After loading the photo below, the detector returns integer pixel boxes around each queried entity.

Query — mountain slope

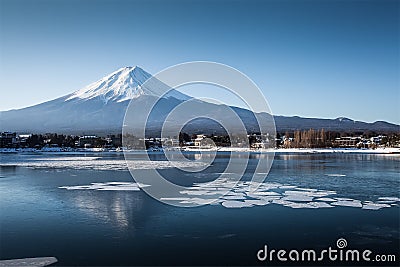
[0,66,398,134]
[0,66,190,133]
[273,116,399,132]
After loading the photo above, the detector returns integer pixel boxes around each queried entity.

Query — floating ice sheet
[362,202,391,210]
[310,202,334,208]
[282,195,314,202]
[244,199,270,206]
[331,200,362,208]
[247,191,281,196]
[378,197,400,202]
[2,159,208,171]
[279,185,298,189]
[59,182,149,191]
[58,178,399,211]
[315,197,336,202]
[222,200,254,208]
[180,198,216,205]
[222,195,247,200]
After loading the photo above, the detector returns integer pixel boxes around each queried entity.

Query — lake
[0,152,399,266]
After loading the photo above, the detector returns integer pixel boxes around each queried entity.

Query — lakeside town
[1,129,399,153]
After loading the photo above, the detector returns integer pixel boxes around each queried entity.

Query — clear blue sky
[1,0,399,124]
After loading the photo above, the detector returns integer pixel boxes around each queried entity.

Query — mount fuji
[65,66,190,104]
[0,66,192,134]
[0,66,398,134]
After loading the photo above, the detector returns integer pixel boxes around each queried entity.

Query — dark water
[0,152,399,266]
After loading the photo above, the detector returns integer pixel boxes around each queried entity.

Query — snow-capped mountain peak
[1,65,399,134]
[66,66,155,103]
[66,66,191,103]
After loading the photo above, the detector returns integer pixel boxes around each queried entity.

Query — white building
[194,134,206,146]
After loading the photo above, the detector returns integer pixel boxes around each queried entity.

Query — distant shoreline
[1,147,399,154]
[274,147,400,154]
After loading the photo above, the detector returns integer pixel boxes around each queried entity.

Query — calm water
[0,152,399,266]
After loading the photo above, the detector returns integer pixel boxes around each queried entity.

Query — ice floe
[378,197,400,202]
[331,200,362,208]
[58,178,399,211]
[222,194,247,200]
[244,199,271,206]
[160,197,192,201]
[310,202,334,208]
[362,202,391,210]
[281,195,314,202]
[315,197,336,202]
[278,185,298,189]
[247,191,281,196]
[2,159,207,171]
[59,182,149,191]
[180,198,216,205]
[222,200,254,208]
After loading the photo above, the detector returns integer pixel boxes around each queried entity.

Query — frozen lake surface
[0,152,399,265]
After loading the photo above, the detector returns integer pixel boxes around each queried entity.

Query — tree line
[277,129,400,148]
[2,130,399,149]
